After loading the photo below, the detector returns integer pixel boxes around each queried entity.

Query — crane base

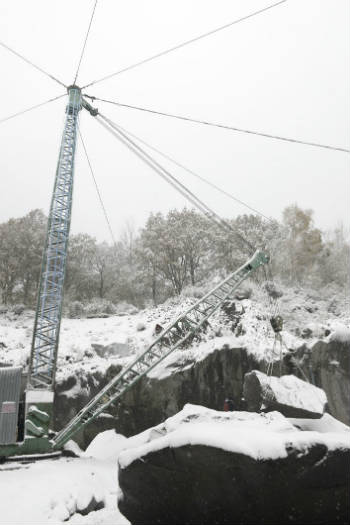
[0,436,54,460]
[2,451,62,465]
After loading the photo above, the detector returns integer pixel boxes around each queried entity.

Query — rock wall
[54,339,350,447]
[290,339,350,425]
[119,443,350,525]
[54,346,264,446]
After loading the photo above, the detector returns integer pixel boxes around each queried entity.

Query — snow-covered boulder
[91,341,131,358]
[84,429,128,461]
[243,370,327,418]
[234,286,252,300]
[118,404,350,525]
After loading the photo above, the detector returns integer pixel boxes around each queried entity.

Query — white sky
[0,0,349,241]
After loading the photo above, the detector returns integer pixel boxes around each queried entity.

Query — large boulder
[118,404,350,525]
[243,370,327,418]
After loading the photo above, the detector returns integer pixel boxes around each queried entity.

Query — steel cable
[0,40,66,87]
[95,112,255,253]
[0,94,66,124]
[77,122,118,249]
[100,120,273,222]
[85,96,350,154]
[74,0,99,84]
[82,0,287,89]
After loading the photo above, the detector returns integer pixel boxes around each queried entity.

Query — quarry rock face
[54,336,350,447]
[310,339,350,425]
[290,337,350,425]
[118,406,350,525]
[55,346,261,445]
[54,363,123,446]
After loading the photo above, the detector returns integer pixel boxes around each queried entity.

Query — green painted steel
[53,249,269,449]
[0,436,53,458]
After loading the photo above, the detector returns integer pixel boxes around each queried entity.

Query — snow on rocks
[328,324,350,344]
[243,370,327,418]
[84,430,128,462]
[117,403,349,469]
[118,404,350,525]
[91,342,131,358]
[288,412,350,433]
[0,282,348,384]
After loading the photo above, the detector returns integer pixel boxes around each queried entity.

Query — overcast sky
[0,0,349,241]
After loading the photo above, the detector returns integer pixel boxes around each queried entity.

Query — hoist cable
[81,0,288,89]
[96,115,286,319]
[103,120,273,222]
[0,40,66,88]
[98,113,255,252]
[74,0,99,84]
[101,118,243,245]
[77,122,118,249]
[95,112,255,253]
[0,94,66,124]
[263,264,281,317]
[85,96,350,154]
[92,111,284,370]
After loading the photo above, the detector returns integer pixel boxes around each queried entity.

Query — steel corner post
[24,87,82,441]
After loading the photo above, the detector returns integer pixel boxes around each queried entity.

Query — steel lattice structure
[27,86,82,390]
[53,249,269,448]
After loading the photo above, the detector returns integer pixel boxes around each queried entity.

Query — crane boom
[53,249,269,449]
[28,86,82,390]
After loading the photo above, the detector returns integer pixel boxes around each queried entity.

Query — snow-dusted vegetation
[1,206,349,311]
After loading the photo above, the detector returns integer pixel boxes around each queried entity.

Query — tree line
[0,206,348,308]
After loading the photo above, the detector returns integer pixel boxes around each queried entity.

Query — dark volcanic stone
[243,370,327,419]
[119,442,350,525]
[264,281,283,299]
[291,339,350,425]
[54,337,350,448]
[78,495,105,516]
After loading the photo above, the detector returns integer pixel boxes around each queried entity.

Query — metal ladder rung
[185,317,200,328]
[147,349,162,360]
[193,307,207,315]
[125,368,139,379]
[211,292,226,301]
[202,299,216,308]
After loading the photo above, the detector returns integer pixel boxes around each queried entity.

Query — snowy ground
[0,435,130,525]
[1,406,348,525]
[0,284,349,385]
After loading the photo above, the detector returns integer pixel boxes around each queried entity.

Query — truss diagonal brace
[28,86,82,390]
[52,250,269,449]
